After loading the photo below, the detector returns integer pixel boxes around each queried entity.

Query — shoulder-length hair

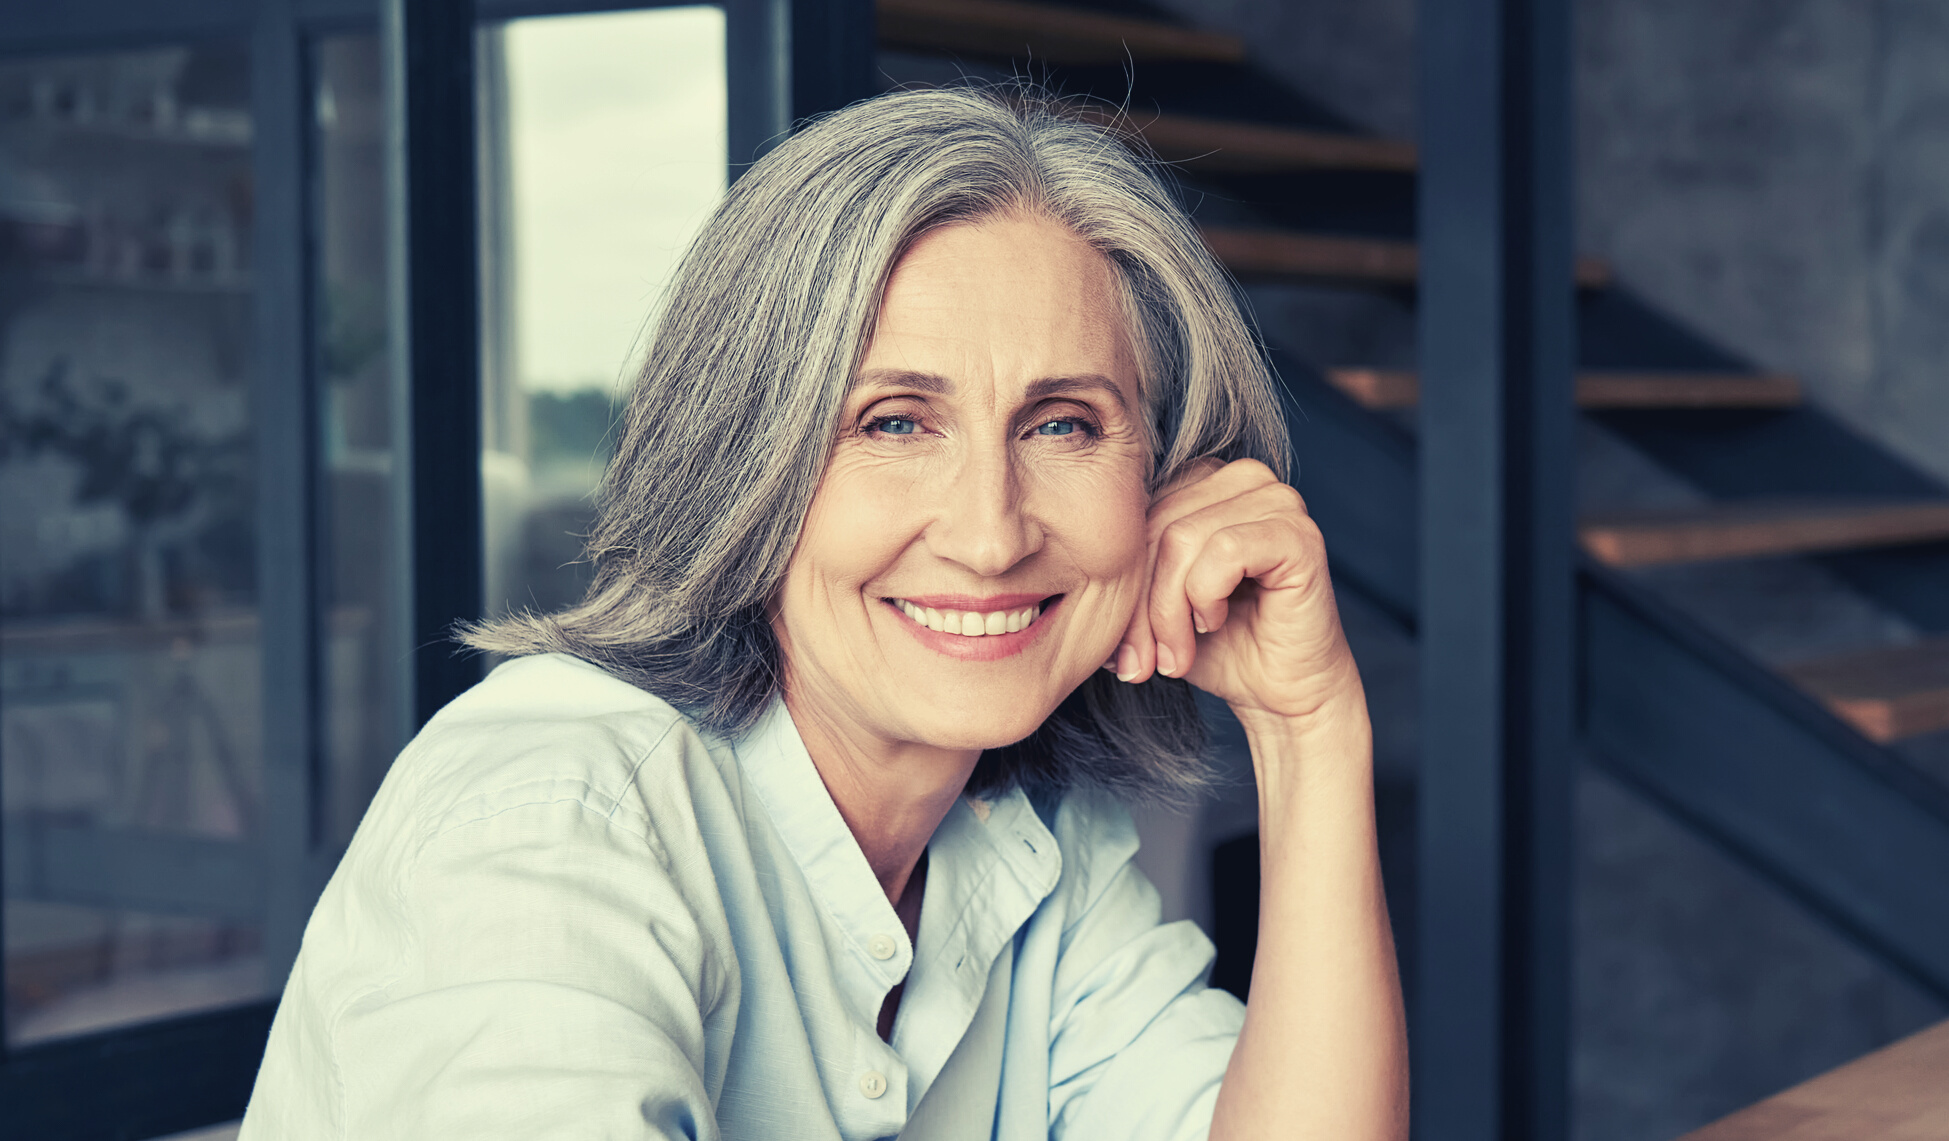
[466,84,1290,804]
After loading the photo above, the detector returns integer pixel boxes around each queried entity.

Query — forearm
[1207,684,1408,1141]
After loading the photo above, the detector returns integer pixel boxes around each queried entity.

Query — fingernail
[1193,614,1208,634]
[1101,657,1118,672]
[1115,644,1139,682]
[1156,643,1178,677]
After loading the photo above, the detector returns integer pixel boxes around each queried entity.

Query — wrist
[1230,666,1370,748]
[1233,675,1372,801]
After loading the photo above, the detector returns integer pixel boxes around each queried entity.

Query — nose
[924,444,1043,577]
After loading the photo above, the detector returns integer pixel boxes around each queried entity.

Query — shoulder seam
[601,716,686,821]
[412,782,670,870]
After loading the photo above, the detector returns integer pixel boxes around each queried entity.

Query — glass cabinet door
[0,40,270,1047]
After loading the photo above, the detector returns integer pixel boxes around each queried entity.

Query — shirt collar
[734,698,911,1022]
[894,786,1059,1086]
[732,697,1063,1063]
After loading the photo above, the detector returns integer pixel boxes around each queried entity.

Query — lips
[889,598,1046,637]
[879,593,1062,660]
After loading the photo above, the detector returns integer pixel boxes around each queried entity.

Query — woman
[242,85,1405,1140]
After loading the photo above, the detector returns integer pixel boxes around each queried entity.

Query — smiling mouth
[886,597,1056,638]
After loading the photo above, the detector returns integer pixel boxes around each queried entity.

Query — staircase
[868,0,1949,1006]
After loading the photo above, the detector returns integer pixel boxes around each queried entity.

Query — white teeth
[893,600,1044,637]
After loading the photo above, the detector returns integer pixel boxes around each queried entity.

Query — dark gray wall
[1579,0,1949,485]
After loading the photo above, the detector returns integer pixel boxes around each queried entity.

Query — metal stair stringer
[1581,561,1949,1002]
[1273,357,1949,1002]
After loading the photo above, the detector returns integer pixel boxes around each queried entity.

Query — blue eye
[874,417,919,436]
[1035,419,1077,436]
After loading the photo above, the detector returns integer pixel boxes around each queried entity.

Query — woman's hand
[1129,460,1407,1141]
[1112,458,1362,731]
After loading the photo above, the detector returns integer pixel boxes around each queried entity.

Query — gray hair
[465,84,1290,803]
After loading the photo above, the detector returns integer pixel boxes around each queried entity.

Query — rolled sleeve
[326,794,733,1140]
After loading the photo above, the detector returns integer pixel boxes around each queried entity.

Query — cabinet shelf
[27,266,253,295]
[6,113,252,150]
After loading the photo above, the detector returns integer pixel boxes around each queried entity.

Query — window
[478,7,727,620]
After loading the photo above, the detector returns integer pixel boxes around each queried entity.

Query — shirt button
[859,1070,888,1099]
[868,933,898,960]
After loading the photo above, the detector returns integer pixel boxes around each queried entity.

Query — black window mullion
[383,0,484,731]
[1413,0,1577,1137]
[725,0,789,175]
[255,0,329,987]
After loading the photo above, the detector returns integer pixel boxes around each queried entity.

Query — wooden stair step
[1326,368,1802,411]
[1579,498,1949,567]
[877,0,1245,64]
[1782,636,1949,743]
[1073,108,1417,172]
[1677,1018,1949,1140]
[1200,226,1614,288]
[1201,227,1416,284]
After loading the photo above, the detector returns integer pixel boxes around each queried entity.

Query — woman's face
[773,213,1151,756]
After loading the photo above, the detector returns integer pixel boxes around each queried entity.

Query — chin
[899,684,1069,752]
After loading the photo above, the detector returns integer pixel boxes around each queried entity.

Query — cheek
[1045,464,1151,594]
[1100,491,1152,573]
[780,465,913,608]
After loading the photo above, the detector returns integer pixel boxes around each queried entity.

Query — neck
[783,689,980,904]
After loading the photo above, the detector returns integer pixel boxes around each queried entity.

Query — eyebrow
[1025,375,1129,412]
[856,369,953,395]
[855,369,1130,412]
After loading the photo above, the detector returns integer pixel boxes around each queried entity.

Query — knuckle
[1296,527,1330,569]
[1229,458,1275,483]
[1287,514,1326,557]
[1255,479,1306,514]
[1157,521,1201,560]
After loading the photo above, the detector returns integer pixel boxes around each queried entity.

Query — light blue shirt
[241,653,1244,1140]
